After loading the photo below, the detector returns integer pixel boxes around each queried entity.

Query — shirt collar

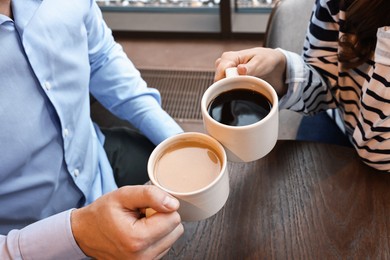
[12,0,42,34]
[0,14,12,24]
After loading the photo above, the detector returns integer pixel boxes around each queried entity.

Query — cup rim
[148,132,228,196]
[201,76,279,130]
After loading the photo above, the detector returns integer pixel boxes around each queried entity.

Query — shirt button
[44,81,52,91]
[63,128,69,137]
[73,169,80,177]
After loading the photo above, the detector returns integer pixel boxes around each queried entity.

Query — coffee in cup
[154,140,222,193]
[201,68,279,162]
[148,132,229,222]
[208,88,272,127]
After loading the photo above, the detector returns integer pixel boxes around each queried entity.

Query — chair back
[264,0,315,54]
[264,0,349,145]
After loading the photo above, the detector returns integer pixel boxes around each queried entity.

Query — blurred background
[96,0,277,36]
[91,0,303,140]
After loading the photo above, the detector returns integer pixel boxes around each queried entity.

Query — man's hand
[71,185,184,259]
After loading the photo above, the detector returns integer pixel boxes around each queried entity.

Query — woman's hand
[215,47,288,96]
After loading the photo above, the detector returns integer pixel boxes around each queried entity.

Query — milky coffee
[154,140,222,193]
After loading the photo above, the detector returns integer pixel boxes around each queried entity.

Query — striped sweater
[279,0,390,172]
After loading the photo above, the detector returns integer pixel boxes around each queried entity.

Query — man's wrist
[19,210,86,259]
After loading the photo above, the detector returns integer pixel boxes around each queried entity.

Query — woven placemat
[140,69,214,120]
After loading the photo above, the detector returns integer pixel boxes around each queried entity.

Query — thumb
[117,185,179,214]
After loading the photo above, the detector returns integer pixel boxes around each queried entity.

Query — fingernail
[163,196,179,209]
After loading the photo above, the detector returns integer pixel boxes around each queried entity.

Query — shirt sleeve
[85,1,183,145]
[353,27,390,171]
[278,0,390,172]
[278,0,340,115]
[0,210,87,260]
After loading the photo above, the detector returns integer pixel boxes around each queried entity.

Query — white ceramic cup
[147,132,229,222]
[201,68,279,162]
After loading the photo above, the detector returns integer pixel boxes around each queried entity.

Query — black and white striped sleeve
[279,0,340,114]
[353,27,390,171]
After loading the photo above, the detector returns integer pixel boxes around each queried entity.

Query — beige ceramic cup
[201,68,279,162]
[148,132,229,222]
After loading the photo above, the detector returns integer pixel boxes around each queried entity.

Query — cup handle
[145,208,157,217]
[225,67,239,78]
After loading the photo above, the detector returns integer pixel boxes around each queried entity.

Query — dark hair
[338,0,390,69]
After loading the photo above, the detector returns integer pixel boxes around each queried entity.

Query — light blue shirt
[0,0,183,258]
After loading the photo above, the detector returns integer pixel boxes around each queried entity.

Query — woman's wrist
[270,48,288,97]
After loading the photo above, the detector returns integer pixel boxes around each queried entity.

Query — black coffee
[208,89,272,126]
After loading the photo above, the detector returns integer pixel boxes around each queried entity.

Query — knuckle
[171,211,182,225]
[142,185,158,199]
[116,186,130,197]
[127,239,148,253]
[221,50,234,57]
[177,223,184,236]
[118,185,132,193]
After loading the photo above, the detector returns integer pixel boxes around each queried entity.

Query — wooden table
[163,140,390,259]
